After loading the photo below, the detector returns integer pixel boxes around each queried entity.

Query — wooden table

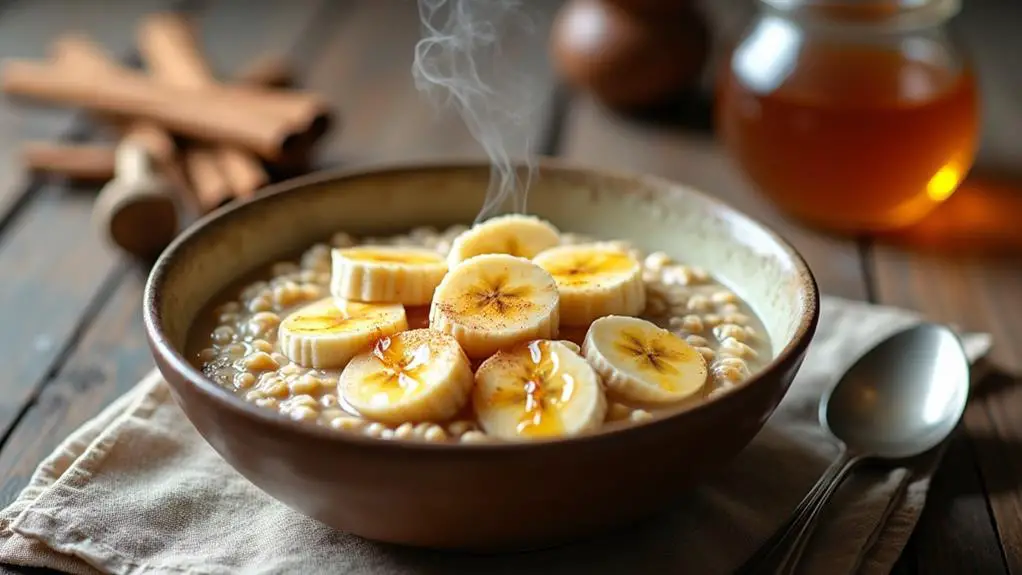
[0,1,1019,573]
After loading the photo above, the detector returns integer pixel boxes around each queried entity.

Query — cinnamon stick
[181,147,232,212]
[52,34,289,211]
[1,59,305,160]
[57,30,320,134]
[51,36,177,167]
[137,14,329,142]
[138,13,267,201]
[50,35,221,210]
[22,142,115,182]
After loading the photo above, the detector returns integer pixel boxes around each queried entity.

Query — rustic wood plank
[908,428,1009,574]
[302,0,560,165]
[871,244,1019,573]
[187,0,331,79]
[0,187,121,440]
[0,0,342,505]
[0,267,145,507]
[0,0,183,448]
[558,98,869,300]
[971,371,1022,574]
[871,243,1021,572]
[0,0,183,440]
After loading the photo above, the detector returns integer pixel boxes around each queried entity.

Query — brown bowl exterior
[144,160,818,551]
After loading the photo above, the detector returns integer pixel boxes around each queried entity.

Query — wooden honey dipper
[92,139,179,260]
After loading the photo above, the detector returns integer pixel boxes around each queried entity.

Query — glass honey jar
[716,0,980,233]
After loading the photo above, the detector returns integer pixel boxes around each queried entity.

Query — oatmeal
[189,218,770,443]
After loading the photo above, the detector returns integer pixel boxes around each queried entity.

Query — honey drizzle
[358,335,432,404]
[488,341,575,437]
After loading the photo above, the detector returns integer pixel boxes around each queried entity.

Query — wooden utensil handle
[93,141,179,260]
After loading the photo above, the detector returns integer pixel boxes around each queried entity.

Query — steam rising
[413,0,543,222]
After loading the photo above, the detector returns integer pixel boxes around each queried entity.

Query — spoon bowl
[743,322,971,574]
[822,323,970,460]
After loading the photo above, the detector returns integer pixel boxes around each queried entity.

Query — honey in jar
[717,0,980,233]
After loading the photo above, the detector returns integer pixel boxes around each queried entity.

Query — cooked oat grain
[190,225,771,442]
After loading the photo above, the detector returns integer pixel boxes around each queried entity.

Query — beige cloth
[0,296,992,575]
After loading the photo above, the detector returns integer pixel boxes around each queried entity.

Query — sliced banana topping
[473,340,606,440]
[447,214,561,267]
[583,315,708,405]
[278,297,407,369]
[533,243,646,326]
[429,254,560,359]
[339,329,474,425]
[331,246,447,305]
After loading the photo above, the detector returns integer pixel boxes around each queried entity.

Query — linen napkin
[0,296,992,575]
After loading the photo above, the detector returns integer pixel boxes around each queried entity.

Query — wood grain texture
[0,187,120,441]
[0,268,148,508]
[908,428,1009,574]
[0,0,183,441]
[0,0,181,459]
[186,0,332,78]
[558,98,869,300]
[302,0,560,165]
[871,244,1022,572]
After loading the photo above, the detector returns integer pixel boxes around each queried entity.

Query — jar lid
[760,0,961,28]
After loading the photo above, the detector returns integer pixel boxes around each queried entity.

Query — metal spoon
[740,323,970,574]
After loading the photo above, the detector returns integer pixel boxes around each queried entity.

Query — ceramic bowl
[143,160,819,551]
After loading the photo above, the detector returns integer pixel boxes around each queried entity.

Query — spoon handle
[737,449,862,574]
[737,457,842,572]
[774,451,863,574]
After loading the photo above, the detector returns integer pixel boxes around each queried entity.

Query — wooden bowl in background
[550,0,710,109]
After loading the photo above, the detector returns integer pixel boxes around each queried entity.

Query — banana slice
[339,329,473,426]
[447,214,560,267]
[429,254,560,358]
[278,297,408,369]
[473,340,607,440]
[533,243,646,326]
[583,315,708,405]
[331,246,447,305]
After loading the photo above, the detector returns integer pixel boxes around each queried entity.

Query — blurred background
[1,0,1019,260]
